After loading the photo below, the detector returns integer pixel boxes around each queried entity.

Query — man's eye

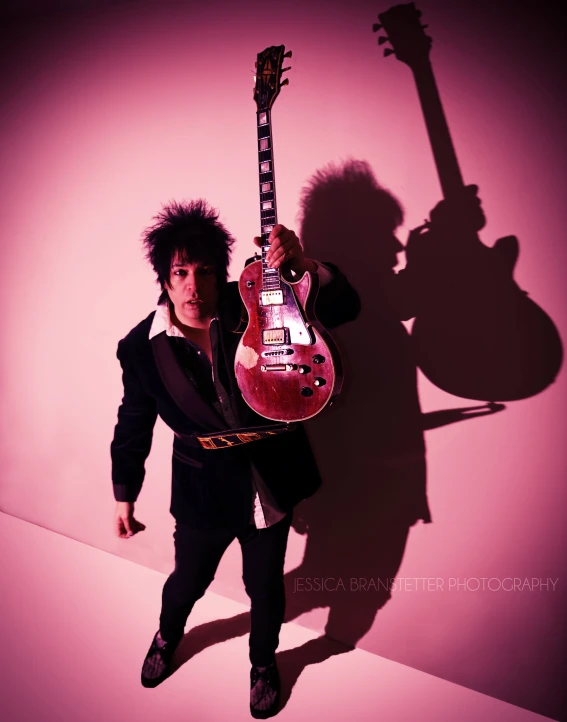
[174,270,186,276]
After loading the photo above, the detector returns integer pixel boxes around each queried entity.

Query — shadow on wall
[283,159,505,645]
[374,1,563,404]
[284,160,431,648]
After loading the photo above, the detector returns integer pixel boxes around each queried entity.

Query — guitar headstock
[372,3,432,69]
[253,45,292,112]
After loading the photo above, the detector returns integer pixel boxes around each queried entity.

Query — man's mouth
[186,299,202,305]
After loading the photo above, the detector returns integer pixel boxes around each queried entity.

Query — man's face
[166,251,219,329]
[384,229,404,271]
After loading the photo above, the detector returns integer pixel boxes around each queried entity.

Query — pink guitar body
[235,260,342,422]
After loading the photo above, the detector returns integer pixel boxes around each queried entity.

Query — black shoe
[141,630,180,688]
[250,662,281,719]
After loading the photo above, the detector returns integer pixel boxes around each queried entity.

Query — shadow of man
[282,160,430,649]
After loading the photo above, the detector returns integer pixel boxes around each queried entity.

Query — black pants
[159,513,292,667]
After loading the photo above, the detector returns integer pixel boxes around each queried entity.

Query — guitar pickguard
[256,281,314,346]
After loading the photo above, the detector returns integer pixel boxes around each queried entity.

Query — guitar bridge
[262,348,294,357]
[260,363,297,372]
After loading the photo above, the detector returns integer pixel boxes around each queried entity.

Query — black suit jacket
[110,262,360,531]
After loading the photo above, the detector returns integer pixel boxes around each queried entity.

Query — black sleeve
[312,261,361,329]
[110,339,158,502]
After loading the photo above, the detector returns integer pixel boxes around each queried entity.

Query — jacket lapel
[151,332,226,431]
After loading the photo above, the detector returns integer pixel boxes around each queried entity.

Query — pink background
[1,0,565,719]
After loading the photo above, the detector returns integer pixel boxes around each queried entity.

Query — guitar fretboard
[412,60,464,200]
[257,109,281,291]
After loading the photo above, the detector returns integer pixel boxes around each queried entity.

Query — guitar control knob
[312,354,325,364]
[300,387,314,397]
[246,280,255,287]
[314,377,326,387]
[298,365,311,374]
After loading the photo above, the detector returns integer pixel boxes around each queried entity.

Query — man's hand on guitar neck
[405,184,487,264]
[428,184,486,234]
[254,224,318,276]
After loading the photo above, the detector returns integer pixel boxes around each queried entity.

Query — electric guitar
[234,45,343,422]
[374,3,562,401]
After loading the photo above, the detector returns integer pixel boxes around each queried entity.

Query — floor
[0,512,554,722]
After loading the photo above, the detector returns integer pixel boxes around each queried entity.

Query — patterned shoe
[141,630,180,688]
[250,662,281,719]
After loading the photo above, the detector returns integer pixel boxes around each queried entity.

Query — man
[110,199,360,718]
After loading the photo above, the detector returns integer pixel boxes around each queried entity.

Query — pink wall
[1,1,565,719]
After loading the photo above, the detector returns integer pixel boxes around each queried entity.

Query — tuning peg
[372,23,382,32]
[282,66,291,72]
[378,35,389,45]
[284,50,292,58]
[254,61,257,68]
[280,78,289,87]
[421,24,428,29]
[384,48,395,57]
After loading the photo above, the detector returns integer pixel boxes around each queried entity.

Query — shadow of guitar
[376,2,563,401]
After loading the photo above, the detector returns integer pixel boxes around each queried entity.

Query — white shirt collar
[148,301,186,340]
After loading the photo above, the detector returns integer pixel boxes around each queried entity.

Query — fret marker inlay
[256,99,280,290]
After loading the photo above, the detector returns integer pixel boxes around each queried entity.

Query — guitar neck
[411,60,465,200]
[257,109,281,290]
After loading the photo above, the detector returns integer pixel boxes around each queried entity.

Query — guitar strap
[151,331,295,450]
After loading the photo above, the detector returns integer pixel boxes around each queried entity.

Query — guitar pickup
[262,328,288,345]
[262,348,294,357]
[260,290,284,306]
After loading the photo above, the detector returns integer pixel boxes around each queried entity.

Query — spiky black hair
[299,159,404,242]
[141,199,235,305]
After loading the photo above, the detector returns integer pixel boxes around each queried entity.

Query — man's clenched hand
[115,501,146,538]
[253,224,317,275]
